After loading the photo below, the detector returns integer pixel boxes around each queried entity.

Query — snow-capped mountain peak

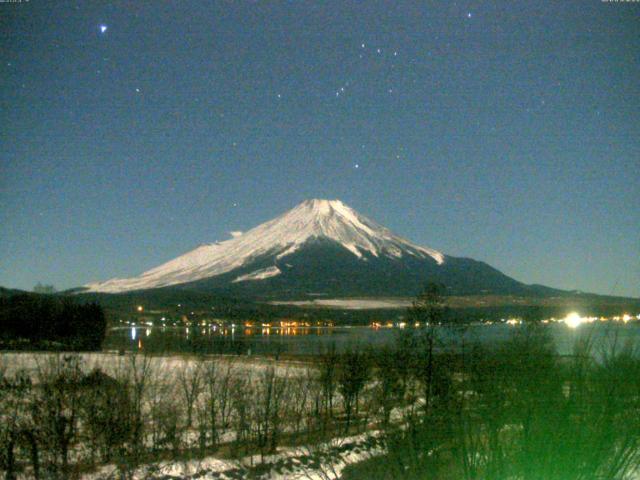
[84,199,445,293]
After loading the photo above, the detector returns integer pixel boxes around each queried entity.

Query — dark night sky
[1,1,638,297]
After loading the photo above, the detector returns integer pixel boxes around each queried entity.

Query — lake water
[104,321,640,357]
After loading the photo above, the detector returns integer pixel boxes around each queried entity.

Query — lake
[104,321,640,357]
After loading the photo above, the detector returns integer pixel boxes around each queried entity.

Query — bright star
[467,12,472,18]
[99,24,108,34]
[354,164,359,169]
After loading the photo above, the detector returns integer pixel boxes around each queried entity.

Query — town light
[564,312,583,329]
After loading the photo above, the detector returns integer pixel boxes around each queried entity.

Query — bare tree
[230,376,252,458]
[254,366,289,461]
[372,347,407,428]
[79,368,133,466]
[177,359,203,429]
[199,358,235,452]
[318,344,339,433]
[125,353,153,467]
[35,354,84,479]
[407,282,447,415]
[288,370,313,442]
[338,348,370,433]
[0,370,33,480]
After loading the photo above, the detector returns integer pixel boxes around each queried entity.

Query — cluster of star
[92,10,478,199]
[334,42,401,99]
[335,81,350,98]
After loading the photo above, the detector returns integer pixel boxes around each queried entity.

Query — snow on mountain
[232,266,282,283]
[84,199,445,293]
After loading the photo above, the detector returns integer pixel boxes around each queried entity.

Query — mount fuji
[83,199,552,299]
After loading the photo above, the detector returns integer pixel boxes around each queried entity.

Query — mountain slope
[164,238,535,298]
[84,199,551,298]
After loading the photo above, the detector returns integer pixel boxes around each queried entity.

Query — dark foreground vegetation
[0,293,106,350]
[0,327,640,480]
[345,328,640,479]
[1,326,639,479]
[0,286,638,479]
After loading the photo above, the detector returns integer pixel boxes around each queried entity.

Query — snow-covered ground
[0,351,310,382]
[85,431,385,480]
[269,298,413,310]
[1,351,393,480]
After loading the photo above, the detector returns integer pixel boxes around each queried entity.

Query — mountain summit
[85,199,538,298]
[85,199,444,293]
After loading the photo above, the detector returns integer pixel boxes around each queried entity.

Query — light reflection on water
[105,322,640,357]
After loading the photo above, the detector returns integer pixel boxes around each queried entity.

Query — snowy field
[85,431,385,480]
[1,351,387,480]
[0,351,310,382]
[268,298,413,309]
